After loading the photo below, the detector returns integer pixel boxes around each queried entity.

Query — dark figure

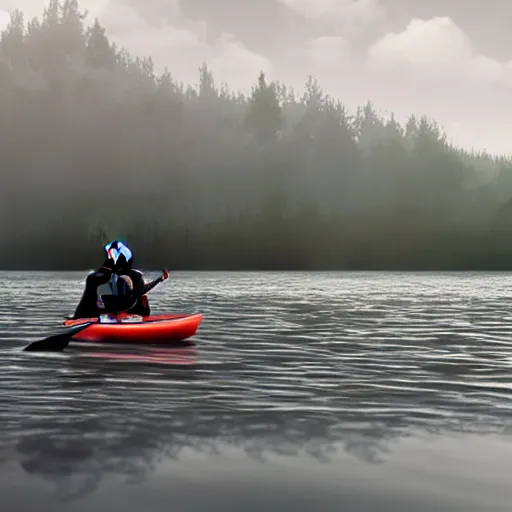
[72,240,154,320]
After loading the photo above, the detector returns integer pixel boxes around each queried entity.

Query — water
[1,271,512,511]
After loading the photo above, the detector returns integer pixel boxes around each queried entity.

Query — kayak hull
[63,313,202,344]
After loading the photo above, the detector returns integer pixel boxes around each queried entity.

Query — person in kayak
[71,240,167,319]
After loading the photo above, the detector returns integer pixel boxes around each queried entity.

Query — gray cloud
[0,0,511,154]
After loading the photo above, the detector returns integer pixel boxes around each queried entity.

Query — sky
[0,0,511,156]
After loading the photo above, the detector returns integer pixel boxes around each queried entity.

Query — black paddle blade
[23,322,93,352]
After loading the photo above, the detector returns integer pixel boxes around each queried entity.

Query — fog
[1,0,512,270]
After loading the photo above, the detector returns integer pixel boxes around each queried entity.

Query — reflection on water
[80,346,198,365]
[1,271,512,509]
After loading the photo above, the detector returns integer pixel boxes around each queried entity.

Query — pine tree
[85,18,116,71]
[245,71,283,146]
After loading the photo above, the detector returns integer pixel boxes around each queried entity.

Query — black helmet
[104,240,133,270]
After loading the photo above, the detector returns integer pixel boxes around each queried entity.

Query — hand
[161,269,169,280]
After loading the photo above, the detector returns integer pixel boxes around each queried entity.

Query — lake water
[1,271,512,511]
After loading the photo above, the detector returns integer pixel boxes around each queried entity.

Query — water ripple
[1,271,512,503]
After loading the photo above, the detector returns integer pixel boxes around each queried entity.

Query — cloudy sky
[0,0,511,155]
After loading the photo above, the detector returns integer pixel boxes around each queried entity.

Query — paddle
[143,269,169,294]
[24,269,169,353]
[24,322,94,352]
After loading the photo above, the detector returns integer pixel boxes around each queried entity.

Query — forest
[1,0,512,270]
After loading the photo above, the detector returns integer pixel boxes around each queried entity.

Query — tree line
[1,0,512,270]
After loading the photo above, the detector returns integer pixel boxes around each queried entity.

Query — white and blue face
[104,241,133,265]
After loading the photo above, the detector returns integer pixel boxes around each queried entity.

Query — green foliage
[245,71,283,146]
[1,1,512,270]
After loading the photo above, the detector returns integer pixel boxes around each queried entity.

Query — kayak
[63,313,203,344]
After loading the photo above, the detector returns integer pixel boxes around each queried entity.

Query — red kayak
[63,313,203,344]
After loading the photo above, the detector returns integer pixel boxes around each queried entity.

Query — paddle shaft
[143,270,168,295]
